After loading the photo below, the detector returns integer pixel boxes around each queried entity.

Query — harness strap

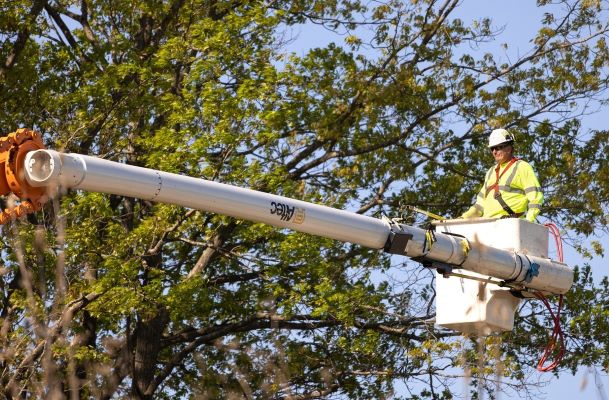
[494,191,524,218]
[486,157,523,218]
[485,157,519,197]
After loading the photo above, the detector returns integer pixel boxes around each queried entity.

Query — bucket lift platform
[433,218,549,335]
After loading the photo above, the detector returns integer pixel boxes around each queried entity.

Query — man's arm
[461,187,485,218]
[521,163,544,222]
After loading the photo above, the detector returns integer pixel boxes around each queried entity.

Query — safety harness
[485,157,523,218]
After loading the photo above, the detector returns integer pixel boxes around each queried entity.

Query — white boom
[23,149,573,295]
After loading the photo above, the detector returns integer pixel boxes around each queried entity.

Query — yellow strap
[460,238,470,258]
[406,205,445,221]
[424,230,436,253]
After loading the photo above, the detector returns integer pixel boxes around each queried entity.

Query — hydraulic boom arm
[0,129,574,295]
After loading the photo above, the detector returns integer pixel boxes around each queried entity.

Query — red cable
[535,291,565,372]
[535,223,565,372]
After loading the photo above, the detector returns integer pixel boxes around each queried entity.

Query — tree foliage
[1,0,609,398]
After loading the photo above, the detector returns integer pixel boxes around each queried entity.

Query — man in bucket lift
[461,129,543,222]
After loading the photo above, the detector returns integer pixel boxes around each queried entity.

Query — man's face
[491,143,513,164]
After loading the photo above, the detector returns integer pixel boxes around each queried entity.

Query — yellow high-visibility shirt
[462,158,543,222]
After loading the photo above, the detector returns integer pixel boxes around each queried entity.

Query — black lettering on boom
[270,201,296,221]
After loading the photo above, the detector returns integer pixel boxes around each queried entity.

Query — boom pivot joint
[0,129,47,224]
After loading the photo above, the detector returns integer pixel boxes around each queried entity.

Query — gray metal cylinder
[24,150,392,249]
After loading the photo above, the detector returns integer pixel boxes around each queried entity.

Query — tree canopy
[1,0,609,398]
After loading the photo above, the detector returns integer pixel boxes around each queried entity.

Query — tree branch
[0,0,46,81]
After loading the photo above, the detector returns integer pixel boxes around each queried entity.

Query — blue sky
[286,1,609,398]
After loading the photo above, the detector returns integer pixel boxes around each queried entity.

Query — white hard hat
[488,129,515,148]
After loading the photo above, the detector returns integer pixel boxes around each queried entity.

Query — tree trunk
[132,306,169,399]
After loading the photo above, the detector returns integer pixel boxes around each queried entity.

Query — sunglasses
[490,143,510,152]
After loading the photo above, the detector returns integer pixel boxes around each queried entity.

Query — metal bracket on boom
[0,128,47,224]
[383,227,413,255]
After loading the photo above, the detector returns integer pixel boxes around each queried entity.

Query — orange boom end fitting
[0,128,47,224]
